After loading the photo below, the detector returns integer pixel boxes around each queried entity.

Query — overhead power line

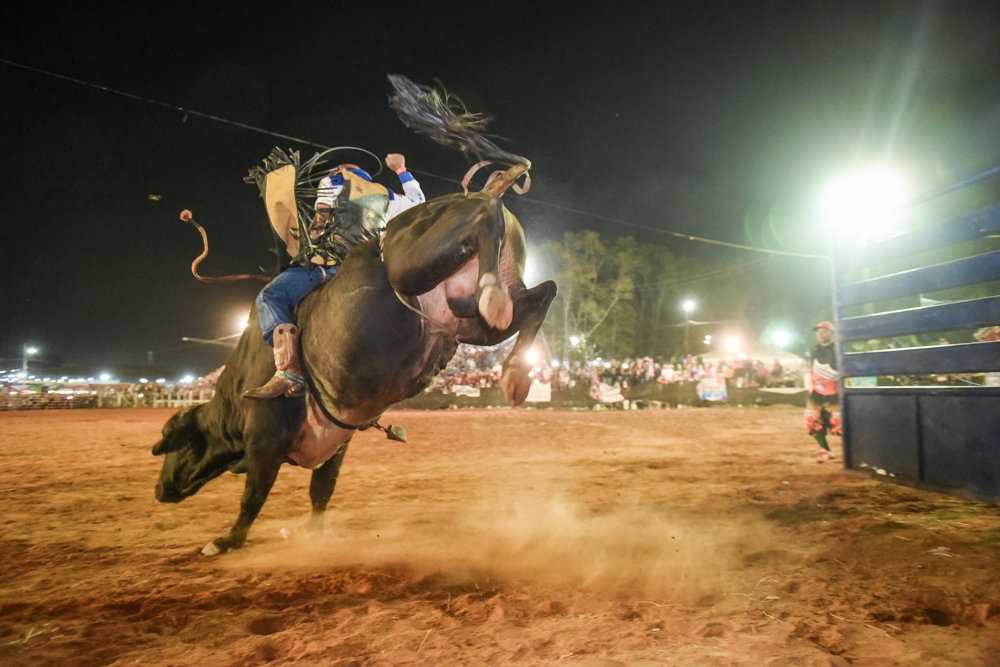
[510,199,826,257]
[1,57,826,259]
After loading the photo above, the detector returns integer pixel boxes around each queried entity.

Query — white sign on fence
[525,381,552,403]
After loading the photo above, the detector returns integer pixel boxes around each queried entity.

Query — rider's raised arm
[385,153,425,220]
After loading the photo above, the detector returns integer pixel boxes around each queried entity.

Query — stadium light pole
[22,345,38,374]
[682,300,697,355]
[820,166,906,470]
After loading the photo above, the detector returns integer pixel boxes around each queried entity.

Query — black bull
[152,179,556,555]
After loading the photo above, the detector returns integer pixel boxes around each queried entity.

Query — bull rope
[180,210,272,283]
[461,160,531,197]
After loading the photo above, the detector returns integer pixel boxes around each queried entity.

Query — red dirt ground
[1,407,999,667]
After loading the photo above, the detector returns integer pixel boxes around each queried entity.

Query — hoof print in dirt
[248,615,287,636]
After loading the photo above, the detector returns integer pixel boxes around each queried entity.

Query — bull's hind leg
[302,441,350,534]
[383,193,512,330]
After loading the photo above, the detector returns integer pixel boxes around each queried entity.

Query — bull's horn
[483,161,531,198]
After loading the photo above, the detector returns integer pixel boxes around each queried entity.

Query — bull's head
[152,406,241,503]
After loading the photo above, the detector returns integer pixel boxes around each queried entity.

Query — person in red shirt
[805,321,841,463]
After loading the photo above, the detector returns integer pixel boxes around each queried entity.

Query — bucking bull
[152,77,557,555]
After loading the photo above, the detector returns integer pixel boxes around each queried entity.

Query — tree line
[533,231,764,360]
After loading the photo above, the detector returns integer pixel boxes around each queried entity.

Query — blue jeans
[256,265,337,346]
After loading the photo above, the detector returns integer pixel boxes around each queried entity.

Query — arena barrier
[832,165,1000,503]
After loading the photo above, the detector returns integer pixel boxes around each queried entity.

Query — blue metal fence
[831,167,1000,503]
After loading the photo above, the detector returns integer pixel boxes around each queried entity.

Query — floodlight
[99,373,111,381]
[821,167,907,230]
[181,375,194,384]
[139,378,148,383]
[526,349,539,364]
[682,300,696,313]
[725,337,741,353]
[25,347,38,355]
[238,314,250,330]
[551,360,560,367]
[569,336,580,347]
[772,331,790,348]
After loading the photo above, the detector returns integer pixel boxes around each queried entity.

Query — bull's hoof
[201,537,241,556]
[501,365,531,406]
[201,541,223,556]
[478,284,513,331]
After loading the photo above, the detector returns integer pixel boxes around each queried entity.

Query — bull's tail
[388,75,530,168]
[180,210,271,283]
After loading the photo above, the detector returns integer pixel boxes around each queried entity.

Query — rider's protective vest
[303,171,390,267]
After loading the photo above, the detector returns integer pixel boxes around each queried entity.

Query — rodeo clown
[244,151,425,400]
[805,320,841,463]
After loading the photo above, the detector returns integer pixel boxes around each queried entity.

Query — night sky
[3,1,1000,376]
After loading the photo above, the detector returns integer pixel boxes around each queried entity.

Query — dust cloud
[232,491,779,603]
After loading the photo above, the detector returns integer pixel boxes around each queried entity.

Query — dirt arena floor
[1,407,999,667]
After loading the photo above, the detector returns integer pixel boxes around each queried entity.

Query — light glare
[821,167,907,230]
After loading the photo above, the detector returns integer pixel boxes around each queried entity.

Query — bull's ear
[154,406,201,455]
[152,423,196,456]
[152,434,185,456]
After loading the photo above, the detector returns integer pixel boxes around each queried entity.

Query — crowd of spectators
[581,354,799,390]
[430,344,511,394]
[428,343,804,395]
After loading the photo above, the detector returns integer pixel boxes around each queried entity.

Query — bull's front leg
[302,441,350,534]
[458,279,558,406]
[499,280,558,405]
[201,435,285,555]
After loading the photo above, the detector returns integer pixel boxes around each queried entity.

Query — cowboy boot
[243,323,307,400]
